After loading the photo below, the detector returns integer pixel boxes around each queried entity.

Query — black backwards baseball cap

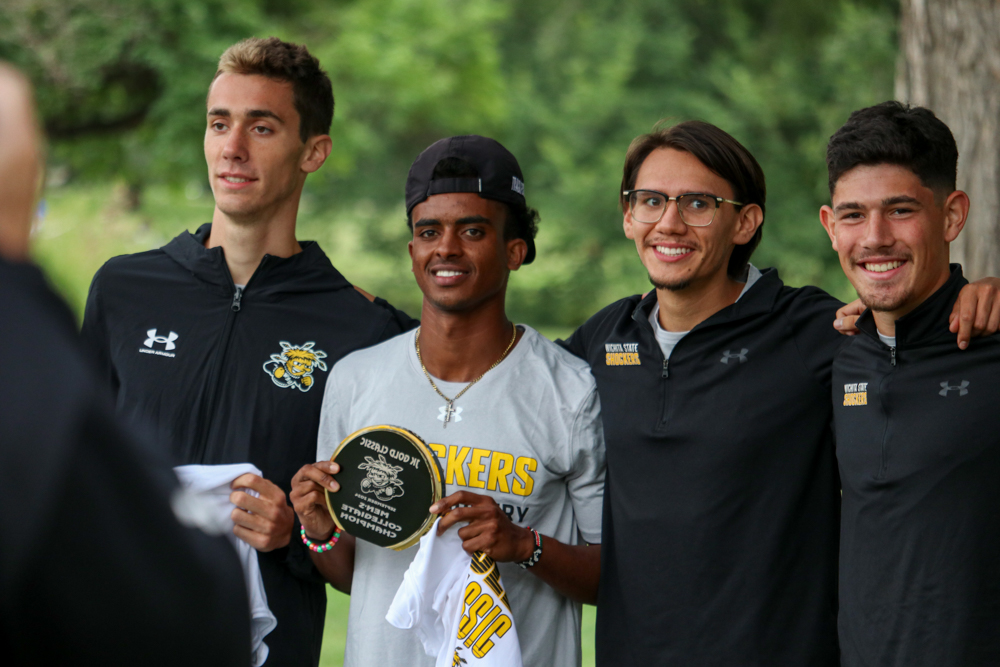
[405,135,535,264]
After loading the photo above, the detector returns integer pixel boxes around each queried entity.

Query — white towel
[387,518,523,667]
[173,463,278,667]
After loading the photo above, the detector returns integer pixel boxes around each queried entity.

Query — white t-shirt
[387,518,524,667]
[172,463,277,667]
[878,331,897,348]
[647,264,763,360]
[317,325,605,667]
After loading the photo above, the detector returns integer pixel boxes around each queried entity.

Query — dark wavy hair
[620,120,766,279]
[826,101,957,198]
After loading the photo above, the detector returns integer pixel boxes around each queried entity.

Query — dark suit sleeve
[80,266,120,396]
[2,391,252,666]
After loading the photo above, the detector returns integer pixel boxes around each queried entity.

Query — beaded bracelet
[300,525,341,553]
[517,528,543,569]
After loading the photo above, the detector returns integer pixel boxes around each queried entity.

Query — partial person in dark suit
[0,63,252,667]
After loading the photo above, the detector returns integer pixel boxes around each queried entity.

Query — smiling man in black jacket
[821,102,1000,666]
[81,38,415,666]
[562,120,1000,666]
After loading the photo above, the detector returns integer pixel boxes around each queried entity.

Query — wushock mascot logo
[263,341,328,392]
[359,454,405,501]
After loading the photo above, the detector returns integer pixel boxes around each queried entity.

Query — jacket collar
[855,263,967,348]
[631,266,784,329]
[162,223,351,298]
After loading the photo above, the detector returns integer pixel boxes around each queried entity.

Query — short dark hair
[407,157,540,262]
[620,120,766,279]
[826,101,957,197]
[215,37,334,142]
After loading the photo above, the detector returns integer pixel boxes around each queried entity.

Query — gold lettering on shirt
[467,448,490,489]
[605,352,641,366]
[446,446,471,486]
[843,382,869,407]
[512,457,537,497]
[487,451,514,493]
[431,445,537,498]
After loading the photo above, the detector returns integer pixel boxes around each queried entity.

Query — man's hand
[229,474,295,552]
[289,461,340,541]
[833,299,865,336]
[949,278,1000,349]
[432,490,535,562]
[834,279,1000,349]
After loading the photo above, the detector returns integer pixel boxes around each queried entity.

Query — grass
[320,587,597,667]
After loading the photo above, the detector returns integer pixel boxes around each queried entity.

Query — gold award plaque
[325,425,444,551]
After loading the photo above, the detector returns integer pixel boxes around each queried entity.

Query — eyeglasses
[623,189,744,227]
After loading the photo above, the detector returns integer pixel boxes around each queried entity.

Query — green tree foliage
[0,0,260,193]
[4,0,898,326]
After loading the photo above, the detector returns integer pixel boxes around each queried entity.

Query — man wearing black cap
[290,135,605,667]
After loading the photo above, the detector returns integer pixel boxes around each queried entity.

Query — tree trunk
[896,0,1000,280]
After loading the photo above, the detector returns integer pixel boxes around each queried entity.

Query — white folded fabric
[173,463,278,667]
[387,518,523,667]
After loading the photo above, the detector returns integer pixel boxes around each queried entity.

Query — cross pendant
[442,401,456,428]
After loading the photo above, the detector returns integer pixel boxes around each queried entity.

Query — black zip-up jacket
[81,223,418,667]
[834,265,1000,667]
[563,268,843,666]
[1,257,251,665]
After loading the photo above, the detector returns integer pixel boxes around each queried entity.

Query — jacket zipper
[194,256,269,463]
[876,344,896,479]
[657,356,670,428]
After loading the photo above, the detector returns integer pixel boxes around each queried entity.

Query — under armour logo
[720,348,748,364]
[144,328,178,351]
[438,404,463,425]
[939,380,969,397]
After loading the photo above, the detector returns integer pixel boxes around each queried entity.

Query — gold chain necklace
[415,324,518,428]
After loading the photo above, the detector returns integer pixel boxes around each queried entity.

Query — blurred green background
[3,1,899,663]
[4,0,899,325]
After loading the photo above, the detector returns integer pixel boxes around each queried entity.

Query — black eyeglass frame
[622,189,745,227]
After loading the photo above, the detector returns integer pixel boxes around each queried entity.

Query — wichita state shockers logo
[359,453,406,501]
[263,341,328,392]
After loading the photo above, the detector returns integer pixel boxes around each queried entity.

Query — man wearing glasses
[560,120,1000,665]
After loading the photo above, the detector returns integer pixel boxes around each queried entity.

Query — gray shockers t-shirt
[317,325,605,667]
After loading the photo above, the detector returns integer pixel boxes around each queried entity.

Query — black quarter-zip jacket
[834,265,1000,667]
[81,223,417,667]
[563,268,844,666]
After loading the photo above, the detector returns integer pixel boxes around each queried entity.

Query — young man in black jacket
[0,63,251,666]
[821,102,1000,666]
[80,39,415,666]
[561,120,1000,666]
